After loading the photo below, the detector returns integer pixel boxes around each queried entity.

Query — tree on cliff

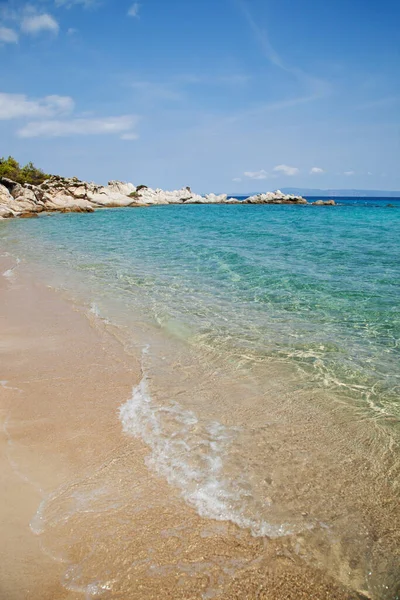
[0,156,50,186]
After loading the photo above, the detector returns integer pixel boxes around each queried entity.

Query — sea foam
[119,348,296,538]
[2,257,20,279]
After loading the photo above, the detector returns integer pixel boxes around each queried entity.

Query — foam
[2,257,20,279]
[88,302,110,324]
[89,302,101,317]
[119,348,300,539]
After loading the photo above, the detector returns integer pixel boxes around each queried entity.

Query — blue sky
[1,0,399,192]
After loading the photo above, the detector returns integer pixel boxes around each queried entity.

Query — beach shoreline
[0,251,381,600]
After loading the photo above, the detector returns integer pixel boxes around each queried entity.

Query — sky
[1,0,399,193]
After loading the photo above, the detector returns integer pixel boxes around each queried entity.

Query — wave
[119,347,305,539]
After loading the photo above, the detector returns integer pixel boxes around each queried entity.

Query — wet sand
[0,254,393,599]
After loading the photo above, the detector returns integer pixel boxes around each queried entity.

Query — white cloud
[344,170,355,176]
[244,169,269,180]
[0,26,18,43]
[0,93,74,120]
[17,115,139,138]
[128,3,140,17]
[310,167,325,174]
[67,27,78,35]
[273,164,299,176]
[232,177,242,182]
[21,13,59,35]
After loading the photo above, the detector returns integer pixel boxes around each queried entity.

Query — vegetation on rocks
[0,156,50,186]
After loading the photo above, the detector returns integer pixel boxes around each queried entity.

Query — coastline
[0,252,376,600]
[0,174,337,220]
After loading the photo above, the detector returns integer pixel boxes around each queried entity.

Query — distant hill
[282,188,400,198]
[228,188,400,198]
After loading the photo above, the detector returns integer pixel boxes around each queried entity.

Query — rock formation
[311,199,336,206]
[0,175,318,219]
[244,190,308,205]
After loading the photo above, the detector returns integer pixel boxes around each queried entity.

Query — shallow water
[1,201,400,598]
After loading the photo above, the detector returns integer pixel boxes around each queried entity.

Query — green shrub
[0,156,50,186]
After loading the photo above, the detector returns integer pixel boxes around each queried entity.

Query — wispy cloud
[17,115,139,138]
[243,164,300,179]
[310,167,325,174]
[121,132,139,140]
[128,3,140,17]
[21,13,59,35]
[273,164,299,176]
[125,72,249,105]
[344,170,355,176]
[234,0,286,71]
[0,25,18,43]
[0,93,74,120]
[233,0,330,108]
[244,169,269,180]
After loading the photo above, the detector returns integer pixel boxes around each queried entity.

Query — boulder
[203,193,228,204]
[134,187,199,205]
[0,205,16,218]
[70,185,88,199]
[14,187,39,204]
[0,183,13,205]
[107,180,137,196]
[44,193,95,212]
[0,178,24,198]
[89,190,137,207]
[312,199,336,206]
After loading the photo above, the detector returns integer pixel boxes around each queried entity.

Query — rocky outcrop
[0,176,315,219]
[312,199,336,206]
[244,190,308,205]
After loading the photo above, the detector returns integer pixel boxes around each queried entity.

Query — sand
[0,255,383,599]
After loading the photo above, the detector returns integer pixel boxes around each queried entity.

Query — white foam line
[88,302,110,324]
[2,257,20,279]
[119,347,304,539]
[0,380,23,392]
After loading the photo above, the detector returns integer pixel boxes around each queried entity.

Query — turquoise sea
[3,198,399,418]
[1,198,400,598]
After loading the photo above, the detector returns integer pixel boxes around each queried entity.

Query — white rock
[0,183,13,205]
[107,180,137,196]
[245,190,307,204]
[70,186,88,199]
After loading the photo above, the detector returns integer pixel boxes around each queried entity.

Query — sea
[1,196,399,598]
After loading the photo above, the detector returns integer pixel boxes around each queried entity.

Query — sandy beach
[0,252,378,600]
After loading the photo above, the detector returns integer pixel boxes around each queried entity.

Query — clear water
[1,200,400,597]
[2,201,399,418]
